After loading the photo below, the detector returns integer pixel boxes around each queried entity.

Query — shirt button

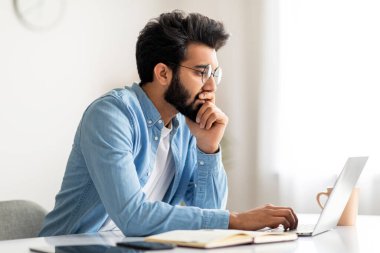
[199,161,205,165]
[147,171,151,176]
[158,120,163,124]
[154,136,159,141]
[194,184,197,188]
[147,120,152,124]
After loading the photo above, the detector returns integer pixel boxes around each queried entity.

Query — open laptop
[295,156,368,236]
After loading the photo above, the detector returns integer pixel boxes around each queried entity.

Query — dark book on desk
[30,245,134,253]
[145,229,298,249]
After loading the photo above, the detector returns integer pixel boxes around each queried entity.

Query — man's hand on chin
[185,92,228,154]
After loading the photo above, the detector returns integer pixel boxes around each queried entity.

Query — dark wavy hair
[136,10,229,85]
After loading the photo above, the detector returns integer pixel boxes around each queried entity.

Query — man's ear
[153,63,172,86]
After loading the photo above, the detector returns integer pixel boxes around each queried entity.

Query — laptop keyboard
[260,224,316,234]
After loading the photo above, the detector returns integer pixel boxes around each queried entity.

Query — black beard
[164,73,202,122]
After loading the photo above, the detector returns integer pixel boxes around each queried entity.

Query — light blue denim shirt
[39,83,229,237]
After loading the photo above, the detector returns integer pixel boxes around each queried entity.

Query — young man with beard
[39,10,297,237]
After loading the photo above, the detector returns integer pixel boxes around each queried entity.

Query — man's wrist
[197,144,219,154]
[228,211,239,229]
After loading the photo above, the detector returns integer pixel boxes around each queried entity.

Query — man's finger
[289,207,298,228]
[196,102,213,124]
[199,107,216,128]
[199,92,215,103]
[272,209,297,230]
[205,113,218,129]
[270,217,291,230]
[266,206,298,227]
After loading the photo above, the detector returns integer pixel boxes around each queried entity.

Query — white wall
[0,0,157,209]
[0,0,264,212]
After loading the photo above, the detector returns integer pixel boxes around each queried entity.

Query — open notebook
[145,229,297,248]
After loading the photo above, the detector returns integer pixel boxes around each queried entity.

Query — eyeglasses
[175,64,223,85]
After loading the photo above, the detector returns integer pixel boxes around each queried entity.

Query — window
[277,0,380,214]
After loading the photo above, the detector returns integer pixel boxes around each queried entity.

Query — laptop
[295,156,368,236]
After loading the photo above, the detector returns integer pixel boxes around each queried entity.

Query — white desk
[1,214,379,253]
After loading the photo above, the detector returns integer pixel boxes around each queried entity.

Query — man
[39,10,297,237]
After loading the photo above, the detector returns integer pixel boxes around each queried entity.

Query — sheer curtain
[274,0,380,214]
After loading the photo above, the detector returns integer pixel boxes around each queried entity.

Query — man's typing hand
[228,204,298,231]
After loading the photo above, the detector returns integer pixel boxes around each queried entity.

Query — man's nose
[202,75,217,92]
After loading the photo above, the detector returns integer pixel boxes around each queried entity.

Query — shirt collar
[131,82,180,130]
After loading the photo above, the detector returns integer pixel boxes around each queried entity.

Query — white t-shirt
[99,125,174,232]
[142,125,175,201]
